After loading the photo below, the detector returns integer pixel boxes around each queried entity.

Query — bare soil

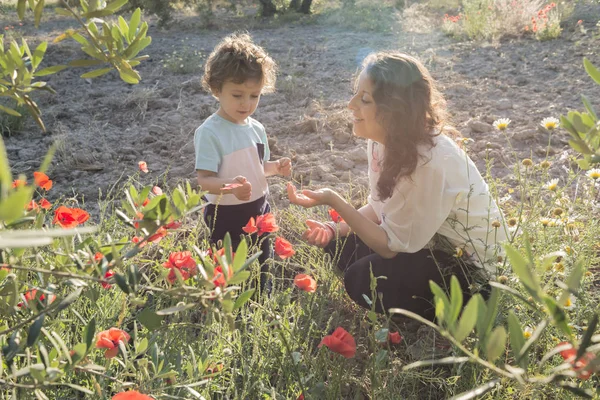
[3,4,600,217]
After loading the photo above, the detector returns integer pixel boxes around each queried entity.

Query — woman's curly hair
[361,52,451,201]
[202,33,277,94]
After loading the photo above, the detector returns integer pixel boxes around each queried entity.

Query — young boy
[194,33,291,287]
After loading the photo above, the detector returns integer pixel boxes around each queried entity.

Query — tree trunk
[258,0,277,16]
[299,0,312,14]
[289,0,301,11]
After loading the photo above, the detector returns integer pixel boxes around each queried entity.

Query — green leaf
[542,296,571,338]
[403,356,470,371]
[429,280,451,325]
[56,288,82,312]
[27,314,45,348]
[118,65,140,84]
[448,379,501,400]
[232,238,248,272]
[453,294,479,343]
[584,57,600,85]
[507,311,527,369]
[68,59,105,67]
[137,308,163,331]
[84,317,96,351]
[448,275,463,326]
[233,289,255,310]
[31,41,47,70]
[156,303,195,316]
[558,382,593,399]
[64,384,93,395]
[568,139,593,155]
[17,0,27,20]
[106,0,128,12]
[581,95,598,120]
[129,8,141,42]
[81,68,113,79]
[34,65,68,77]
[0,104,22,117]
[560,259,584,306]
[223,233,233,265]
[34,0,45,28]
[113,273,130,294]
[226,271,250,286]
[504,244,539,298]
[577,313,598,361]
[485,326,506,363]
[0,186,34,223]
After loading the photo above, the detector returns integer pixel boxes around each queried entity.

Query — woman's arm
[287,183,396,258]
[329,193,397,258]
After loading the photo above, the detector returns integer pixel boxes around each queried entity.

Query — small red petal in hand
[221,183,242,190]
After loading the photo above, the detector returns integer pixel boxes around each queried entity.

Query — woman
[287,52,507,320]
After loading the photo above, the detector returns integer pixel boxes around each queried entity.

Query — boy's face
[214,79,263,125]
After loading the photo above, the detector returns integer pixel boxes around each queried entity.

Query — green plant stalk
[276,326,307,399]
[392,308,513,379]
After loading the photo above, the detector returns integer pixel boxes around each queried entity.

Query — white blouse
[367,134,507,273]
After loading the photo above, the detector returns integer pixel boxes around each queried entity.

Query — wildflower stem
[391,308,514,379]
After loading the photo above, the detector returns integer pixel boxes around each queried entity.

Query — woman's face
[348,69,386,144]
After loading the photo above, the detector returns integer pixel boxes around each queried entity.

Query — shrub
[441,0,570,41]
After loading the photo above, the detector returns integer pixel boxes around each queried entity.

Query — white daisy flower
[523,326,533,339]
[541,117,560,130]
[562,294,577,310]
[493,118,511,131]
[586,168,600,181]
[545,178,559,191]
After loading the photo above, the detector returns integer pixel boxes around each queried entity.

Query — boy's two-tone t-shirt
[194,114,270,206]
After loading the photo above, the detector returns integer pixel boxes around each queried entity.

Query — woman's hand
[302,219,335,248]
[287,182,336,208]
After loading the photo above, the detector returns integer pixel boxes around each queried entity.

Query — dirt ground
[3,3,600,217]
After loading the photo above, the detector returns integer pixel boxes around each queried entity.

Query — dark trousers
[203,196,272,289]
[325,234,477,321]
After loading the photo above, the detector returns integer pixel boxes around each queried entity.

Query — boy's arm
[264,158,292,177]
[196,170,252,201]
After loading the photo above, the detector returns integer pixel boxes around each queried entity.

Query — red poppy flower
[132,236,147,248]
[256,213,279,235]
[112,390,153,400]
[133,212,144,229]
[138,161,148,173]
[33,172,52,191]
[212,265,233,288]
[12,179,26,188]
[152,186,163,195]
[297,394,304,400]
[25,200,39,211]
[147,227,167,243]
[53,206,90,228]
[142,198,149,207]
[39,198,52,210]
[558,341,597,380]
[163,251,198,284]
[318,327,356,358]
[101,270,114,289]
[165,220,181,230]
[275,237,295,259]
[242,217,258,234]
[293,274,316,293]
[388,331,402,344]
[96,328,130,359]
[328,208,345,223]
[18,289,56,308]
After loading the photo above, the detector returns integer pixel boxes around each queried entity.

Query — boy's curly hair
[202,33,277,94]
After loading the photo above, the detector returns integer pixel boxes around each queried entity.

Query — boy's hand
[221,176,252,201]
[277,157,292,177]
